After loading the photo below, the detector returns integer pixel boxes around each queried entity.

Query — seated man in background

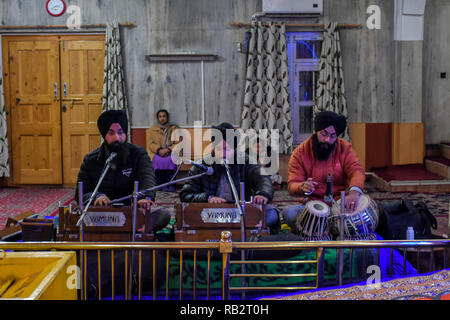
[75,109,171,235]
[283,110,365,231]
[179,122,281,234]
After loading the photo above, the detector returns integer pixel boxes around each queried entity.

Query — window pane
[299,106,313,133]
[298,71,314,102]
[296,40,321,59]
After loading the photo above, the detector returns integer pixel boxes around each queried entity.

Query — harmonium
[175,203,269,242]
[56,205,154,242]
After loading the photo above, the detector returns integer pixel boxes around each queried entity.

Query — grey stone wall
[423,0,450,144]
[0,0,447,144]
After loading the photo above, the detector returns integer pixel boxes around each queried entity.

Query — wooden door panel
[8,39,62,184]
[61,37,105,185]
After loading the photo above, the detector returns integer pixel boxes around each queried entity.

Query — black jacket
[179,154,274,203]
[75,143,157,205]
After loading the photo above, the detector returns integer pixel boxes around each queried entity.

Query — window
[287,32,323,145]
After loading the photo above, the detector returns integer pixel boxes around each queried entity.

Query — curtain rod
[0,22,134,30]
[229,22,361,29]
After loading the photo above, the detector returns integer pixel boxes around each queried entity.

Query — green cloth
[163,248,360,291]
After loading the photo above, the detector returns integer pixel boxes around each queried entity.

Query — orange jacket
[287,136,365,201]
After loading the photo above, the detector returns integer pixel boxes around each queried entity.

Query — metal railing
[1,235,449,300]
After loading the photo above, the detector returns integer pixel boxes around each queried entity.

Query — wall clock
[46,0,66,17]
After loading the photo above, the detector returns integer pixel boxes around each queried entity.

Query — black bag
[375,199,438,240]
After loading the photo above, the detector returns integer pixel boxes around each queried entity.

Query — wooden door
[6,37,62,184]
[3,35,105,185]
[60,36,105,185]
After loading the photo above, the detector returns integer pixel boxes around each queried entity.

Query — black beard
[105,141,129,169]
[106,140,122,153]
[312,134,336,161]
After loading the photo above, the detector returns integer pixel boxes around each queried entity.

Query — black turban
[211,122,235,142]
[97,110,128,138]
[314,111,347,136]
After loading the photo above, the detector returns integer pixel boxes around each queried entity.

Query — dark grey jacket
[179,154,274,203]
[75,143,157,205]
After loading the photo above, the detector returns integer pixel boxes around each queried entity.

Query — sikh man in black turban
[75,109,171,234]
[75,109,172,298]
[179,122,282,234]
[282,110,365,232]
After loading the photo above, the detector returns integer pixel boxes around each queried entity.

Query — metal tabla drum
[295,200,331,241]
[331,194,379,240]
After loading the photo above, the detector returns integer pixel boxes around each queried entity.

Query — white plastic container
[407,226,415,240]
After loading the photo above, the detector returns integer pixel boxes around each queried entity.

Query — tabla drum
[295,200,331,241]
[331,194,379,240]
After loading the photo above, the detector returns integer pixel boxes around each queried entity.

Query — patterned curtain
[315,22,349,141]
[0,65,10,177]
[241,21,293,154]
[102,22,131,140]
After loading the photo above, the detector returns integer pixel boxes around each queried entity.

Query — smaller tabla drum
[296,200,331,241]
[331,194,379,240]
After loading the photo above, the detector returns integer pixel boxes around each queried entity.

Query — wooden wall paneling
[366,123,392,170]
[392,123,425,165]
[130,128,146,149]
[348,123,366,171]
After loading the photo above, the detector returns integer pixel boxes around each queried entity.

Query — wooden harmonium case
[175,203,269,242]
[57,205,151,242]
[21,218,55,242]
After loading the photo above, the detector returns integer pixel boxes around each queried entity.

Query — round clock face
[46,0,66,17]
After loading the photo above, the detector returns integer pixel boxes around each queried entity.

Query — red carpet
[426,156,450,166]
[0,188,74,229]
[371,164,443,182]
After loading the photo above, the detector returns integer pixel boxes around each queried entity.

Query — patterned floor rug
[0,187,74,229]
[260,269,450,300]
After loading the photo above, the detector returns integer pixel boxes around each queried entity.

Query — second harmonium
[175,203,269,242]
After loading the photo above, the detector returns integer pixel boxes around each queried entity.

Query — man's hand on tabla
[344,191,360,212]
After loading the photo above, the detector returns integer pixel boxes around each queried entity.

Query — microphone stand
[222,161,246,242]
[222,161,247,298]
[219,160,247,295]
[77,182,85,300]
[127,181,139,300]
[108,171,211,205]
[76,160,114,229]
[337,191,345,286]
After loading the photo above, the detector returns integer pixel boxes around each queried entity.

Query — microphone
[105,152,118,170]
[325,173,333,203]
[185,159,214,175]
[106,152,117,164]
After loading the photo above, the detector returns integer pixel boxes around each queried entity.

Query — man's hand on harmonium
[94,194,111,206]
[208,197,227,204]
[138,198,156,211]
